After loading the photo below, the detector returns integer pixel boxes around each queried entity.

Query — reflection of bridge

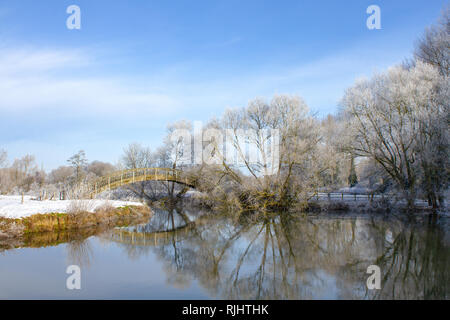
[86,168,196,198]
[108,227,191,247]
[106,218,208,246]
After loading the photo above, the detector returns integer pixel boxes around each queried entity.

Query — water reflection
[101,208,449,299]
[66,239,94,268]
[1,207,448,299]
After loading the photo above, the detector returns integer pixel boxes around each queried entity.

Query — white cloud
[0,48,89,75]
[0,48,181,118]
[0,40,409,170]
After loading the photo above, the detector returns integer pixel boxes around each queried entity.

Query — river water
[0,207,449,299]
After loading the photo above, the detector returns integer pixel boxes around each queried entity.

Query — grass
[0,205,152,241]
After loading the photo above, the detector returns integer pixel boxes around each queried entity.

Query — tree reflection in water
[66,238,94,268]
[105,207,450,299]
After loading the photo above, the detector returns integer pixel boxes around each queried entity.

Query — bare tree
[67,150,88,184]
[49,166,74,185]
[0,149,9,194]
[121,143,153,169]
[160,120,193,170]
[318,115,352,189]
[0,149,7,168]
[205,94,323,210]
[341,62,448,207]
[14,155,37,190]
[159,121,194,198]
[414,6,450,77]
[120,143,158,200]
[87,161,116,177]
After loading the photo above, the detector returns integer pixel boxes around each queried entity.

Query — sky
[0,0,447,170]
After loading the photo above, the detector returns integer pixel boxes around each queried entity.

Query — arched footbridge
[85,168,197,198]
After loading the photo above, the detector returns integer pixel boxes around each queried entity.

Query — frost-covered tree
[414,69,449,207]
[348,157,358,188]
[9,154,38,192]
[67,150,88,184]
[205,94,322,210]
[87,161,115,177]
[49,165,74,187]
[317,115,352,190]
[342,62,448,207]
[119,143,155,199]
[0,149,7,168]
[159,120,193,170]
[121,143,153,169]
[414,7,450,77]
[0,149,9,194]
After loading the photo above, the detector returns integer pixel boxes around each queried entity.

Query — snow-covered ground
[0,195,143,219]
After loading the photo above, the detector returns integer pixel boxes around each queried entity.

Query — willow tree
[342,62,448,208]
[203,94,322,210]
[414,7,449,77]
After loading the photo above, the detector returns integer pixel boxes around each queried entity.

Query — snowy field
[0,195,143,219]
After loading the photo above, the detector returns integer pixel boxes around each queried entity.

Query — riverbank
[182,192,447,216]
[303,199,446,214]
[0,205,151,241]
[0,196,152,240]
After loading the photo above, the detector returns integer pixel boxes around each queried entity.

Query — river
[0,207,449,299]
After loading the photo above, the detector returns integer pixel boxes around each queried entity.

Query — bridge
[85,168,197,198]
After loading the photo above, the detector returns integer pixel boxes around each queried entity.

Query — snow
[0,195,143,219]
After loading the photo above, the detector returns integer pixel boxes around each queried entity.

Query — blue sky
[0,0,447,170]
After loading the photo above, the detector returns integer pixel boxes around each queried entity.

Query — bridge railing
[85,167,196,197]
[310,192,430,206]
